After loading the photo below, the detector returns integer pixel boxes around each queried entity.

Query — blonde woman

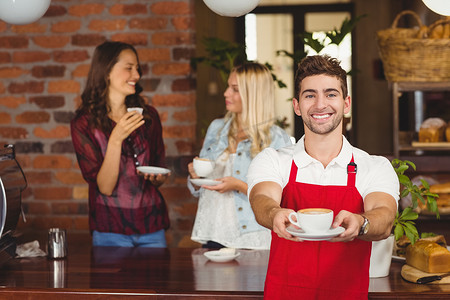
[187,62,292,249]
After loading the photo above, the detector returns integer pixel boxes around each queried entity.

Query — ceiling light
[203,0,260,17]
[0,0,51,25]
[422,0,450,16]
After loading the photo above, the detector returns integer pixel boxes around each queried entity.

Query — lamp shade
[203,0,260,17]
[0,0,51,25]
[422,0,450,16]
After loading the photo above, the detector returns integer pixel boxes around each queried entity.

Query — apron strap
[347,154,357,187]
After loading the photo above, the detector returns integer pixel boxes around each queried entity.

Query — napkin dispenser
[0,144,27,266]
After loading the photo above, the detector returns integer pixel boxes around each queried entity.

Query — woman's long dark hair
[77,41,149,132]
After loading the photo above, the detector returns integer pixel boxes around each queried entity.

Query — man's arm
[249,181,298,241]
[331,191,397,242]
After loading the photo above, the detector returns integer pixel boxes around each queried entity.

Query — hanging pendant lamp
[203,0,260,17]
[0,0,51,25]
[422,0,450,16]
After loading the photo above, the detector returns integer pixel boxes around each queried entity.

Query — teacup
[288,208,333,233]
[193,158,214,178]
[127,107,143,115]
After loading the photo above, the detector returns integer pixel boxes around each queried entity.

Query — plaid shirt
[71,105,169,235]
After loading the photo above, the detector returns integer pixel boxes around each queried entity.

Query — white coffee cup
[127,107,143,114]
[193,158,214,178]
[288,208,333,233]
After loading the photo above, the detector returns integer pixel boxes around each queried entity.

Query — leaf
[394,224,404,240]
[299,32,325,53]
[400,209,418,221]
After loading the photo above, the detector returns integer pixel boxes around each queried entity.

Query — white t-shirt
[247,136,399,205]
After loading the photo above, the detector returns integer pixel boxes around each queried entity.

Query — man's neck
[304,130,343,168]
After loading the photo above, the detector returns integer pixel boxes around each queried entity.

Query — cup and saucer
[190,158,222,186]
[286,208,345,241]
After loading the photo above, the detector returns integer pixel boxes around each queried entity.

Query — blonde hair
[225,62,275,157]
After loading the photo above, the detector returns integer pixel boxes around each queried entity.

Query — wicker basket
[376,10,450,82]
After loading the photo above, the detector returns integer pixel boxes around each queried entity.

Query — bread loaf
[418,118,446,143]
[396,234,447,257]
[446,123,450,142]
[405,240,450,273]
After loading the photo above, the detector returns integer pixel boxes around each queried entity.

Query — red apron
[264,158,371,300]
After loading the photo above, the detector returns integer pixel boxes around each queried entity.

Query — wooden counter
[0,237,449,299]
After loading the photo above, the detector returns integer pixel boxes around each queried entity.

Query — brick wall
[0,0,200,248]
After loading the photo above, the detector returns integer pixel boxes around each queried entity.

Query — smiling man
[247,55,399,300]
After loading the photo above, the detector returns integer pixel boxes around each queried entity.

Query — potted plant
[391,158,440,244]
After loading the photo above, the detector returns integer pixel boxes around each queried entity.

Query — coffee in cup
[288,208,333,233]
[193,158,214,178]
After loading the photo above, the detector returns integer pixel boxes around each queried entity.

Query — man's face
[293,74,350,135]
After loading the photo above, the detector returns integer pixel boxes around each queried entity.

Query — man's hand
[272,208,301,242]
[328,210,363,242]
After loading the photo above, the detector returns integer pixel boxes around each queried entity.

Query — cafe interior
[0,0,449,298]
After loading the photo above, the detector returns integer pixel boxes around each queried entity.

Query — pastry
[418,118,446,143]
[395,234,447,257]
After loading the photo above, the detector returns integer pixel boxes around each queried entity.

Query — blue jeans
[92,230,167,248]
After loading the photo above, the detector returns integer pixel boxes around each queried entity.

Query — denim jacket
[188,118,292,234]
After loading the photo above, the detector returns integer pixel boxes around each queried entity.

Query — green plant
[391,159,440,244]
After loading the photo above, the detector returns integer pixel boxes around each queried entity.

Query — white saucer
[136,166,170,175]
[190,178,222,186]
[204,250,240,263]
[286,226,345,241]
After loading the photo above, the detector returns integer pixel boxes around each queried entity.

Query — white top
[247,136,400,205]
[191,152,271,249]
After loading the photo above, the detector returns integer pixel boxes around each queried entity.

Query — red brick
[0,96,26,108]
[172,78,195,91]
[111,33,148,46]
[160,186,192,202]
[52,202,81,214]
[31,65,65,78]
[0,67,27,78]
[72,64,90,77]
[69,4,105,17]
[53,50,89,63]
[159,111,169,123]
[48,80,80,94]
[151,2,192,15]
[51,20,81,33]
[24,171,52,185]
[138,48,170,62]
[152,32,194,45]
[0,36,28,48]
[0,22,6,32]
[44,5,67,17]
[33,36,70,48]
[30,95,65,109]
[129,18,167,30]
[0,52,11,63]
[88,19,127,32]
[33,155,72,169]
[173,108,196,122]
[73,216,89,230]
[55,171,86,185]
[13,51,51,63]
[11,23,47,34]
[172,16,195,30]
[8,81,44,94]
[0,112,11,124]
[0,127,28,139]
[152,93,195,107]
[0,82,4,93]
[173,202,197,217]
[72,34,107,46]
[163,125,195,138]
[110,4,147,15]
[153,63,190,75]
[34,187,72,200]
[25,216,73,230]
[73,186,88,200]
[34,125,70,138]
[26,202,52,215]
[16,111,50,124]
[173,48,195,61]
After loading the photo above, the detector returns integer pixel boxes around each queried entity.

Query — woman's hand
[110,111,145,145]
[188,158,199,179]
[202,176,247,194]
[137,170,171,188]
